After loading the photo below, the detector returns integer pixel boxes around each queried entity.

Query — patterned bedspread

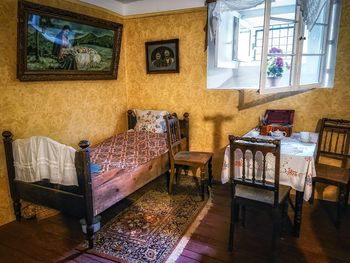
[90,131,168,175]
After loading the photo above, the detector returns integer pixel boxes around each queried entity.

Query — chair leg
[165,171,170,189]
[309,181,316,204]
[241,205,246,227]
[234,203,240,222]
[281,201,288,238]
[228,199,236,252]
[336,185,346,229]
[344,184,349,213]
[271,208,281,262]
[175,167,180,184]
[168,165,176,194]
[184,166,189,176]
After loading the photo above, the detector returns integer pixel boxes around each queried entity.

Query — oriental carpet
[81,175,211,263]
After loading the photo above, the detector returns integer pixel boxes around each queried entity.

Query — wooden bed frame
[2,110,189,248]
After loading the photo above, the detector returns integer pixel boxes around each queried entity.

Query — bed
[2,110,189,248]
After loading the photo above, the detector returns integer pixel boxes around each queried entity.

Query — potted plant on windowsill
[266,47,289,86]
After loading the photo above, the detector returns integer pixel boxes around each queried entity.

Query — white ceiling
[80,0,206,16]
[115,0,142,3]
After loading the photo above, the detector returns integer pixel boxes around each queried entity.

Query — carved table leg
[309,181,316,204]
[293,191,304,237]
[201,166,205,201]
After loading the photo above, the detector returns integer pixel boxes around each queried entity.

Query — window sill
[238,88,314,111]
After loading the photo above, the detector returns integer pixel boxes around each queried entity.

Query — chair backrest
[164,114,182,165]
[316,118,350,168]
[229,135,281,206]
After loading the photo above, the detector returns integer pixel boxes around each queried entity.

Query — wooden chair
[164,114,213,200]
[310,118,350,228]
[228,136,291,259]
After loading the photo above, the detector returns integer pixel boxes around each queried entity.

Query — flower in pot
[266,47,289,86]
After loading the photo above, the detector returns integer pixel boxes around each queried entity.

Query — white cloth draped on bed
[12,136,78,186]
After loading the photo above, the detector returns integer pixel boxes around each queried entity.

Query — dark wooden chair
[310,118,350,228]
[228,136,290,259]
[164,114,213,200]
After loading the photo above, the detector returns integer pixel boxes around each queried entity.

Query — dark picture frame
[145,39,179,74]
[17,1,123,81]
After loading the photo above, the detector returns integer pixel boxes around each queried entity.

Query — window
[207,0,341,93]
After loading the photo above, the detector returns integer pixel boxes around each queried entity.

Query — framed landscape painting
[17,1,123,81]
[145,39,179,74]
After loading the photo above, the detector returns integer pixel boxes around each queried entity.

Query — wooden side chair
[310,118,350,228]
[228,136,290,259]
[164,114,213,200]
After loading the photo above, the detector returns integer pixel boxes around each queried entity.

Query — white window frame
[259,1,330,94]
[215,10,242,69]
[207,0,341,93]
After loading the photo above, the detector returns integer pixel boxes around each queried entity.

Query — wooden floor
[0,181,349,263]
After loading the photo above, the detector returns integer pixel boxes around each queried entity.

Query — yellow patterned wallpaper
[125,4,350,198]
[1,0,350,226]
[0,0,127,225]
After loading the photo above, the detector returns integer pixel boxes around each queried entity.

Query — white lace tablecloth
[221,130,318,201]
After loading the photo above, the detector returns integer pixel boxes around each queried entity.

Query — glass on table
[309,133,319,144]
[293,132,318,144]
[300,132,310,143]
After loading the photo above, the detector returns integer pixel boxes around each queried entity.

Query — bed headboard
[127,110,190,150]
[127,110,137,130]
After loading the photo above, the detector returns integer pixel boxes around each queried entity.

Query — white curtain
[208,0,264,42]
[212,0,265,21]
[214,0,265,14]
[299,0,328,30]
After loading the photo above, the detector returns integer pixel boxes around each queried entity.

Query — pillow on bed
[134,109,169,133]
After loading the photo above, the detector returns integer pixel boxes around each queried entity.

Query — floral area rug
[82,175,210,263]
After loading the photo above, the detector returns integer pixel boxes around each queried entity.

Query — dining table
[221,129,319,237]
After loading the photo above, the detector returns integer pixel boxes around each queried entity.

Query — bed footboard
[2,131,21,221]
[75,140,100,248]
[2,131,99,248]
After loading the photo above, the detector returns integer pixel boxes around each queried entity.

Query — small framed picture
[145,39,179,74]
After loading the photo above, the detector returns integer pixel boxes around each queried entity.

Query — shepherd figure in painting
[52,25,77,70]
